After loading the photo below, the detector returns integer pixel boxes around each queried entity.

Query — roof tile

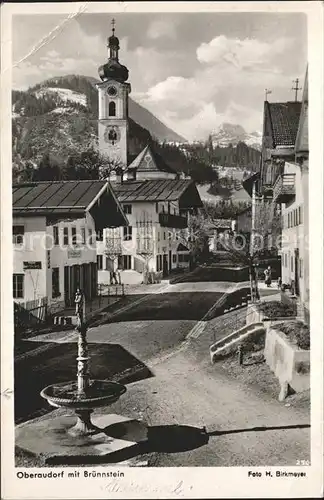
[268,102,302,146]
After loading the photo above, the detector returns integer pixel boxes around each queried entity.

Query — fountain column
[69,292,96,436]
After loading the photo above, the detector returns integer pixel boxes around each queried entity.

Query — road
[15,282,233,422]
[15,280,310,466]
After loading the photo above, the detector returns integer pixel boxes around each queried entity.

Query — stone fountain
[40,291,126,437]
[16,290,148,465]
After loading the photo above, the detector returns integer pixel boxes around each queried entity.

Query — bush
[257,300,296,319]
[275,321,310,350]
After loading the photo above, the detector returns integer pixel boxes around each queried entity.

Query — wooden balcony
[273,173,296,203]
[159,212,188,229]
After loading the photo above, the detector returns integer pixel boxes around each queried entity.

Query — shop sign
[23,261,42,270]
[68,249,82,259]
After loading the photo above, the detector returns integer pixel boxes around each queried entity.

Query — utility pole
[292,78,302,102]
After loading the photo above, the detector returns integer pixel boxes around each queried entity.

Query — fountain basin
[41,380,126,410]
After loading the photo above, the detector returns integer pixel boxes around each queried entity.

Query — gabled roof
[111,178,202,205]
[177,243,189,252]
[128,144,176,175]
[12,180,128,226]
[242,171,260,197]
[266,101,302,147]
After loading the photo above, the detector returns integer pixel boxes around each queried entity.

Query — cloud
[147,19,177,40]
[136,34,299,140]
[197,35,293,69]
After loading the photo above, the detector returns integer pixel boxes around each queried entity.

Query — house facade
[13,180,127,311]
[96,176,202,284]
[279,68,309,320]
[95,24,203,284]
[245,68,309,321]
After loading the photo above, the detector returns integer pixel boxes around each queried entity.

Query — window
[13,274,24,299]
[122,204,132,214]
[71,227,77,246]
[88,228,93,245]
[52,268,60,298]
[63,227,69,246]
[108,101,116,117]
[172,254,177,264]
[97,255,103,270]
[163,232,166,240]
[96,229,103,241]
[155,202,159,213]
[121,255,132,270]
[81,228,86,245]
[179,254,190,263]
[123,226,132,241]
[13,225,24,245]
[53,226,59,245]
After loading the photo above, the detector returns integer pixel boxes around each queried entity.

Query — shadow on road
[39,421,311,466]
[15,342,153,424]
[209,423,310,436]
[101,292,224,323]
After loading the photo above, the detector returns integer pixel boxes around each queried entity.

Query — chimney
[115,167,123,183]
[127,168,137,181]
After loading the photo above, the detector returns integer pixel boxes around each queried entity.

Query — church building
[96,22,203,285]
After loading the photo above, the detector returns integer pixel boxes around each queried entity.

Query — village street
[15,280,310,467]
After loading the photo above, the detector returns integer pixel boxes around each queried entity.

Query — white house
[13,180,127,311]
[96,174,203,285]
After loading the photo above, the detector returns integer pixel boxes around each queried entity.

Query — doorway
[162,254,168,277]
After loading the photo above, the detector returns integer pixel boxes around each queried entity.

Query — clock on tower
[96,19,131,168]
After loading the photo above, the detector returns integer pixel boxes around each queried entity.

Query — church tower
[96,20,131,168]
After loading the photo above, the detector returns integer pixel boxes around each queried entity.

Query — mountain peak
[211,122,261,150]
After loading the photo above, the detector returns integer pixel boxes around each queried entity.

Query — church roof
[111,178,202,206]
[127,144,176,175]
[266,101,302,147]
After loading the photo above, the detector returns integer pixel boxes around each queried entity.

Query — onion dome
[98,19,129,83]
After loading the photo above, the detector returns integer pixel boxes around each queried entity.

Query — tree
[33,153,62,181]
[179,214,211,267]
[62,148,104,180]
[216,197,282,301]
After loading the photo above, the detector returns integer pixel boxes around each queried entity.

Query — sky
[12,12,307,141]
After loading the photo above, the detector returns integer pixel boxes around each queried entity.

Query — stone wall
[264,327,310,396]
[246,303,309,399]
